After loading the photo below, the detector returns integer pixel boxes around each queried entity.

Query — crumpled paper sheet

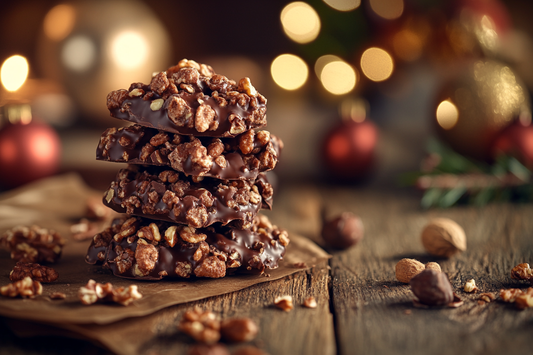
[0,174,329,350]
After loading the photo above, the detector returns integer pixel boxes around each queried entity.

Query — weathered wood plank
[323,186,533,355]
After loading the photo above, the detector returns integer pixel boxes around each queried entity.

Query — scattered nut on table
[500,288,533,309]
[395,258,425,283]
[0,225,65,263]
[421,218,466,258]
[303,296,317,309]
[463,279,478,293]
[78,279,142,306]
[0,276,42,298]
[510,263,533,283]
[410,269,454,306]
[220,318,258,343]
[321,212,364,249]
[179,308,221,344]
[274,295,294,312]
[424,262,441,272]
[10,262,59,283]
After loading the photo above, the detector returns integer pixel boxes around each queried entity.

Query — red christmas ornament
[321,118,378,181]
[492,121,533,169]
[0,120,61,189]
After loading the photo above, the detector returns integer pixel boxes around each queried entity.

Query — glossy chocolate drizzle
[103,165,273,228]
[86,215,286,280]
[96,124,282,180]
[110,91,266,138]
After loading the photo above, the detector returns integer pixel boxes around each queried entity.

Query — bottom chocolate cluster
[86,214,289,280]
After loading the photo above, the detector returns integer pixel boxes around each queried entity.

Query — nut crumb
[10,262,59,283]
[274,295,293,312]
[179,308,221,344]
[303,296,317,309]
[0,277,42,298]
[463,279,478,293]
[78,279,142,306]
[478,292,495,303]
[49,292,66,300]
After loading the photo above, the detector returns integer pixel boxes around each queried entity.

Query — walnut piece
[511,263,533,282]
[274,295,293,312]
[220,318,258,343]
[10,262,59,283]
[179,308,221,344]
[1,225,65,263]
[303,296,317,309]
[1,276,42,298]
[78,279,142,306]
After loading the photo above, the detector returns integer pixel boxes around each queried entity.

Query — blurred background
[1,0,532,201]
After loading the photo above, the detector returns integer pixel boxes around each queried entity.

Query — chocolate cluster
[86,59,287,279]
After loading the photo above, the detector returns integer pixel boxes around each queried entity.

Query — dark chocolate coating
[86,215,287,279]
[103,165,273,229]
[111,92,266,138]
[96,124,282,180]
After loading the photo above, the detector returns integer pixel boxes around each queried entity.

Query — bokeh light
[340,98,367,123]
[392,29,422,62]
[1,55,29,92]
[110,31,149,70]
[320,60,357,95]
[271,54,308,90]
[314,55,341,78]
[323,0,361,12]
[369,0,404,20]
[280,2,321,44]
[436,99,459,130]
[360,47,394,82]
[43,4,76,41]
[61,35,96,72]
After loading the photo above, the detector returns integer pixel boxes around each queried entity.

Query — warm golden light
[323,0,361,12]
[1,55,29,92]
[43,4,76,41]
[280,2,321,44]
[271,54,308,90]
[320,60,357,95]
[314,55,341,78]
[436,99,459,130]
[360,47,394,82]
[392,29,422,62]
[110,31,149,70]
[369,0,404,20]
[62,35,96,72]
[340,98,367,123]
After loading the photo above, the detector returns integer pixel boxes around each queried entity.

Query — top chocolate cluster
[106,59,267,138]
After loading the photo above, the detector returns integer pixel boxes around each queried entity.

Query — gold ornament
[434,60,531,160]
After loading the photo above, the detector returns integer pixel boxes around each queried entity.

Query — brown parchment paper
[0,173,329,326]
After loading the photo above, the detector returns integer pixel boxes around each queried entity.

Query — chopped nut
[150,98,164,111]
[274,295,293,312]
[180,226,207,244]
[220,318,258,343]
[515,293,533,310]
[10,262,59,283]
[395,258,425,284]
[478,292,495,304]
[49,292,66,300]
[0,277,42,298]
[424,262,441,273]
[78,279,142,306]
[303,296,317,309]
[464,279,478,293]
[164,225,178,247]
[421,218,466,258]
[238,77,257,97]
[194,256,226,278]
[179,308,221,344]
[499,288,526,303]
[129,88,144,97]
[1,225,65,263]
[511,263,533,281]
[105,188,115,203]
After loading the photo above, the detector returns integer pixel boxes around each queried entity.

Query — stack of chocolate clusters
[86,59,288,280]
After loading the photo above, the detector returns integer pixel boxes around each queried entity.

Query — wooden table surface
[1,180,533,355]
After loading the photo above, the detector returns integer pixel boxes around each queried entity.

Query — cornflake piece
[463,279,478,293]
[10,262,59,283]
[274,295,293,312]
[0,277,42,298]
[78,279,142,306]
[303,296,317,309]
[179,308,221,344]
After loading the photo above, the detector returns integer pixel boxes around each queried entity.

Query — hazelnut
[424,262,441,273]
[395,258,425,283]
[421,218,466,258]
[409,269,454,306]
[321,212,364,249]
